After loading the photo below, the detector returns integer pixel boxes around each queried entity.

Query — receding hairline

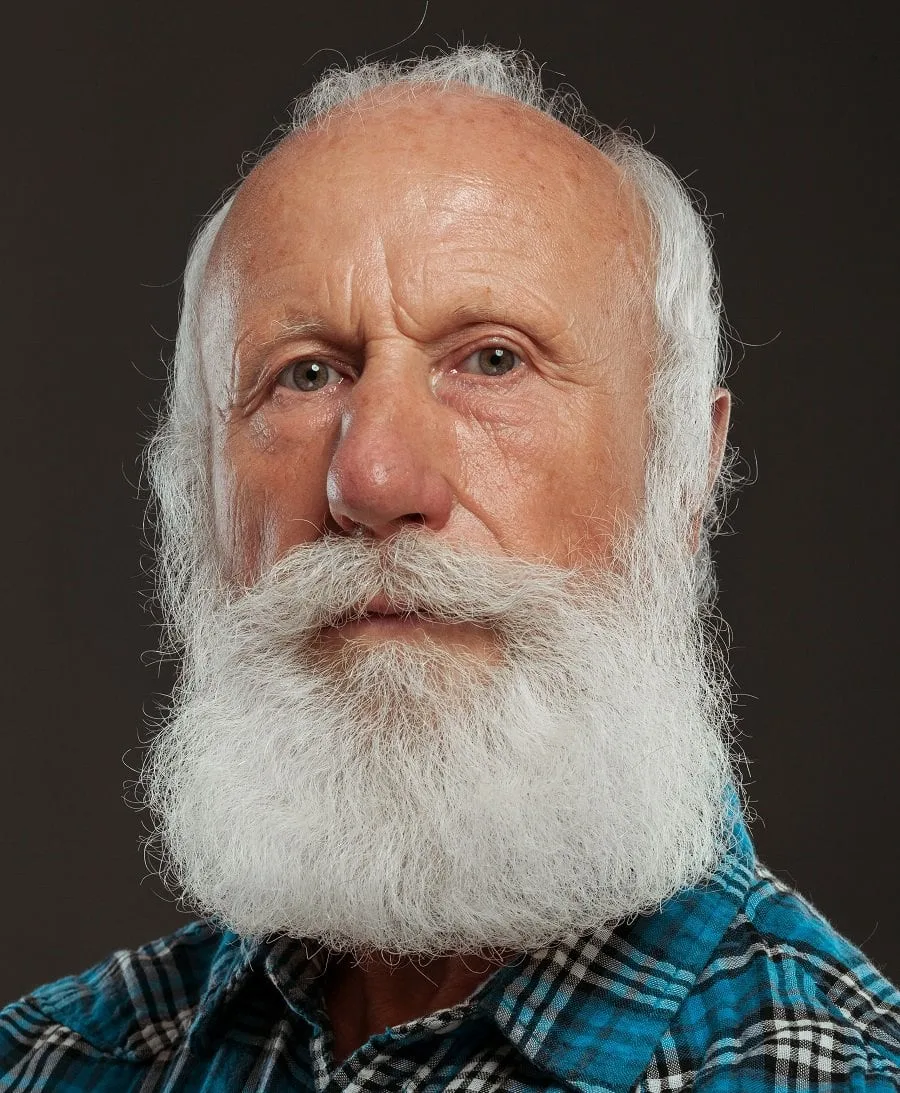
[208,80,652,315]
[276,80,622,174]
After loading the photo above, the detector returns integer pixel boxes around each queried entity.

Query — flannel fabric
[2,817,898,1091]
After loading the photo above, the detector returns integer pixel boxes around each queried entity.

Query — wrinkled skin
[198,87,728,1063]
[202,90,657,582]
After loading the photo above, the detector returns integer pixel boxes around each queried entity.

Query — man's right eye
[276,360,343,392]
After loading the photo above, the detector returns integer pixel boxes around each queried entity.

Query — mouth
[320,596,432,634]
[316,598,498,658]
[360,594,413,618]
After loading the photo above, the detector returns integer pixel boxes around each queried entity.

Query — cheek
[555,411,648,567]
[211,448,268,584]
[215,412,333,581]
[452,392,648,566]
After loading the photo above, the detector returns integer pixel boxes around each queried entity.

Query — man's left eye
[458,347,522,377]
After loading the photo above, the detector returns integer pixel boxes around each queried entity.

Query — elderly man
[1,46,897,1093]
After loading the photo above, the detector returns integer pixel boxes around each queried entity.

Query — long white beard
[142,523,735,957]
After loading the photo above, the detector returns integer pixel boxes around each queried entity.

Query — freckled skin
[201,88,657,591]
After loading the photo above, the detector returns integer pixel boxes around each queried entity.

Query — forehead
[204,88,650,348]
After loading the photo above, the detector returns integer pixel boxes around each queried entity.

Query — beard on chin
[142,522,736,958]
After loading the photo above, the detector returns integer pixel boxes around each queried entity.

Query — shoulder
[0,922,240,1088]
[660,864,900,1091]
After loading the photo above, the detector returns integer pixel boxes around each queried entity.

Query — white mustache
[220,530,591,643]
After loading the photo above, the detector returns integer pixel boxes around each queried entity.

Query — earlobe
[690,387,731,552]
[708,388,732,490]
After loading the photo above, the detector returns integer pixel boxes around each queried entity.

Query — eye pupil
[478,347,517,375]
[294,361,328,390]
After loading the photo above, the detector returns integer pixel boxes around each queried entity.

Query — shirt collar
[186,931,260,1051]
[189,800,755,1092]
[475,809,756,1091]
[188,927,338,1049]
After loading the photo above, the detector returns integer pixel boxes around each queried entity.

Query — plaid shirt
[2,817,898,1091]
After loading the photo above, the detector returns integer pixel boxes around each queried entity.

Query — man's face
[202,89,655,645]
[147,91,734,953]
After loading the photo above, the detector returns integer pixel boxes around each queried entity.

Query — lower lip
[321,612,438,638]
[319,615,501,662]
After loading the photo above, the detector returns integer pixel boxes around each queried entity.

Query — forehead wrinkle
[206,84,655,389]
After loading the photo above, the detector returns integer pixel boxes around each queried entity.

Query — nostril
[336,512,426,538]
[326,440,454,534]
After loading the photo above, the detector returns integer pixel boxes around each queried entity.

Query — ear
[690,387,731,552]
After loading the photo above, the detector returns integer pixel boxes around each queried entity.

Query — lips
[317,602,497,657]
[325,597,422,629]
[358,599,436,624]
[362,595,402,617]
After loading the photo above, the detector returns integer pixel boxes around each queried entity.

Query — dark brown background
[1,0,896,1003]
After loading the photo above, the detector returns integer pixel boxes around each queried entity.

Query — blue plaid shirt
[2,817,898,1091]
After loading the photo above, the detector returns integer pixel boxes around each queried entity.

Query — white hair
[140,48,742,952]
[146,44,733,648]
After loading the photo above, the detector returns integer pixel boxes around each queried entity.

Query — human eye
[456,345,523,378]
[275,359,345,392]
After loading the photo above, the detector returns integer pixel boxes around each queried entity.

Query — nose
[326,360,454,538]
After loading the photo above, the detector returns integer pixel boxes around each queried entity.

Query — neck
[323,950,510,1064]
